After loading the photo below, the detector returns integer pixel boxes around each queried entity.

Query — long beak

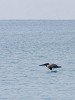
[39,64,45,66]
[39,63,49,67]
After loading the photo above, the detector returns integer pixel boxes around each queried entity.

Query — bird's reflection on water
[51,70,58,73]
[46,70,58,74]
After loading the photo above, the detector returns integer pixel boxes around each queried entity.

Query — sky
[0,0,75,20]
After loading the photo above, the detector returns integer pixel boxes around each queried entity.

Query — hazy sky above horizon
[0,0,75,19]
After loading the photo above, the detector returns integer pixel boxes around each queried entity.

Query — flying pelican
[39,63,61,70]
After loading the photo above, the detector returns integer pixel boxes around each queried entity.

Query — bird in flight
[39,63,61,70]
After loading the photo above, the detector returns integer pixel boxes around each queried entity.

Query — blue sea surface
[0,20,75,100]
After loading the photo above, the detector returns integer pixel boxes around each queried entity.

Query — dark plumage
[39,63,61,70]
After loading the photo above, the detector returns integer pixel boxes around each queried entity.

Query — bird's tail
[57,66,61,68]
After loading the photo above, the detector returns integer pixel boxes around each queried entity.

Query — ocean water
[0,20,75,100]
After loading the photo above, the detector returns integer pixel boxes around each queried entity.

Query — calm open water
[0,20,75,100]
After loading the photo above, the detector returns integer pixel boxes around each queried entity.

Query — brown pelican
[39,63,61,70]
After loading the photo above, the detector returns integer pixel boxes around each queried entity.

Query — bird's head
[39,63,49,67]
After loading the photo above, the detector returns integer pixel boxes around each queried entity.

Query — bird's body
[40,63,61,70]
